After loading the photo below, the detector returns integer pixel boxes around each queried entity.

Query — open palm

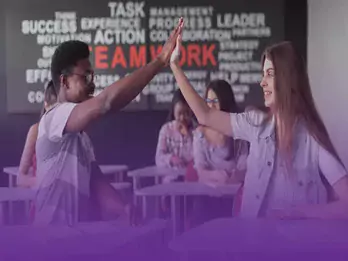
[158,18,184,65]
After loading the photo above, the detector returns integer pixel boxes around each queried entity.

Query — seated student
[155,89,195,183]
[189,80,249,227]
[17,80,57,188]
[193,80,249,186]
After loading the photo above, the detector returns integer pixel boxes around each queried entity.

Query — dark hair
[51,40,90,94]
[40,80,57,117]
[205,80,239,113]
[166,89,192,122]
[203,80,244,160]
[261,41,345,200]
[261,41,345,167]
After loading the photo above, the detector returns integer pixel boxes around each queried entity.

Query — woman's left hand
[205,170,229,185]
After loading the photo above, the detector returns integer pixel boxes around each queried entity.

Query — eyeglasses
[68,72,94,84]
[205,98,219,104]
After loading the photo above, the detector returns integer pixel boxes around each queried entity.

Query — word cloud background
[5,0,283,113]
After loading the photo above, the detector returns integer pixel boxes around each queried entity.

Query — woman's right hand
[170,32,182,65]
[158,18,184,65]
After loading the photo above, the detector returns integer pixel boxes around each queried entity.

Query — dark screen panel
[5,0,284,113]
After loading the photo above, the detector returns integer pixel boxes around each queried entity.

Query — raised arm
[170,35,232,137]
[65,18,184,133]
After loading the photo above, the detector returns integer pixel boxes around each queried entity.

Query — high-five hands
[170,26,182,64]
[158,17,184,65]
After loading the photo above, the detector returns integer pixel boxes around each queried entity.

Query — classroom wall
[308,0,348,167]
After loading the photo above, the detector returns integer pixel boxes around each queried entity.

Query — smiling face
[173,101,192,126]
[260,58,275,109]
[205,89,220,110]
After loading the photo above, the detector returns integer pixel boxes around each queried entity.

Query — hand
[170,30,182,64]
[157,17,184,65]
[170,155,185,167]
[176,121,189,136]
[204,170,228,185]
[17,174,35,188]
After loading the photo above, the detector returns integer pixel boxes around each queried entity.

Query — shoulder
[28,123,39,137]
[24,123,39,143]
[38,102,78,141]
[231,110,268,126]
[40,102,76,123]
[45,102,77,117]
[245,110,268,125]
[230,109,271,141]
[51,102,77,115]
[23,123,39,149]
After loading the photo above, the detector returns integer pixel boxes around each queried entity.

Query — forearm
[64,18,182,134]
[198,168,226,182]
[171,62,210,124]
[19,160,31,175]
[155,152,173,168]
[17,175,35,188]
[197,168,210,183]
[19,129,37,175]
[103,58,164,112]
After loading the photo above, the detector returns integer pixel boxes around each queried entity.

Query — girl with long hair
[155,89,194,176]
[193,79,248,185]
[171,35,348,219]
[189,79,249,226]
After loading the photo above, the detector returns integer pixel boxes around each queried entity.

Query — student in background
[171,36,348,219]
[155,89,194,182]
[17,80,57,188]
[193,79,249,186]
[189,80,249,226]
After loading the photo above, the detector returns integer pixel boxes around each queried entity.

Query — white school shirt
[230,110,347,218]
[34,102,96,225]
